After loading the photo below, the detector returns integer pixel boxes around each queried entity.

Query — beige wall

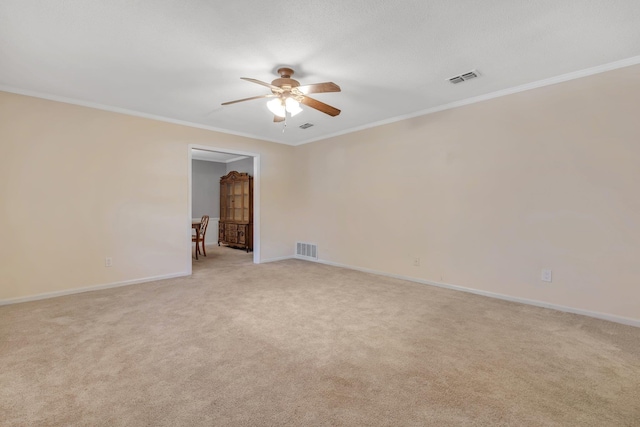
[0,92,295,300]
[2,65,639,323]
[292,65,640,321]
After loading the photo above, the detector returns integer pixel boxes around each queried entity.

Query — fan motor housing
[271,77,300,89]
[272,67,299,90]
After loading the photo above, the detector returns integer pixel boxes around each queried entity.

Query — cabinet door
[237,225,246,245]
[226,183,234,221]
[219,183,226,220]
[233,181,243,221]
[218,223,225,241]
[225,223,238,243]
[243,181,250,222]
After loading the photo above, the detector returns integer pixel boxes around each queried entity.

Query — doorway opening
[188,145,260,273]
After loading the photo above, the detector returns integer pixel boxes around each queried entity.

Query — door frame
[188,144,261,270]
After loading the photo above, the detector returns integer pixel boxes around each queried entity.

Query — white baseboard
[5,256,637,328]
[296,256,640,328]
[260,255,294,264]
[0,272,190,306]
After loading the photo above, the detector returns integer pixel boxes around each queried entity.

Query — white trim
[293,55,640,146]
[187,149,194,275]
[252,155,261,263]
[188,144,261,265]
[0,85,294,145]
[4,255,636,328]
[296,256,640,328]
[3,55,639,148]
[0,272,189,306]
[192,154,250,164]
[260,255,295,263]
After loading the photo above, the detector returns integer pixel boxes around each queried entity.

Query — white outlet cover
[541,269,552,282]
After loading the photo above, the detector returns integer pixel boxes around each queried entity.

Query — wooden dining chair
[192,215,210,257]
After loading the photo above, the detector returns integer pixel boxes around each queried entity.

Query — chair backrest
[200,215,210,237]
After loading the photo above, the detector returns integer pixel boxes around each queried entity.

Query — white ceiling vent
[299,123,314,129]
[448,69,480,84]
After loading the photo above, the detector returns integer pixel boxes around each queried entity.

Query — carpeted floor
[1,246,639,426]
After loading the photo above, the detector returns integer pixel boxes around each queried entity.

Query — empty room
[1,1,639,426]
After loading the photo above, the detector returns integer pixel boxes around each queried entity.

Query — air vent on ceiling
[448,69,480,84]
[299,123,314,129]
[296,242,318,260]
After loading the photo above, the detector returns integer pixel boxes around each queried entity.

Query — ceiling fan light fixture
[285,98,302,116]
[267,97,302,118]
[267,98,286,117]
[223,68,341,121]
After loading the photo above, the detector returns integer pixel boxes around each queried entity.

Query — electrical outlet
[413,257,420,267]
[541,269,552,282]
[105,257,113,267]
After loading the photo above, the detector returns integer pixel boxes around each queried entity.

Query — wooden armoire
[218,171,253,252]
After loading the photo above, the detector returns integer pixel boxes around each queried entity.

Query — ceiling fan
[222,67,341,123]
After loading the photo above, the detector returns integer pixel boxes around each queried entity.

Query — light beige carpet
[1,246,639,426]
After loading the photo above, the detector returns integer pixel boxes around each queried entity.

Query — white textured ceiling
[1,1,639,146]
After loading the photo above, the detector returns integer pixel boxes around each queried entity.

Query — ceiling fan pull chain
[282,117,287,133]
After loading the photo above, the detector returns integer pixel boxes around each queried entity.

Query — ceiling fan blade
[273,115,285,123]
[299,96,341,117]
[241,77,283,92]
[296,82,341,95]
[221,94,275,106]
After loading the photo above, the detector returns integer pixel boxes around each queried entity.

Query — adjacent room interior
[1,1,639,425]
[190,148,256,262]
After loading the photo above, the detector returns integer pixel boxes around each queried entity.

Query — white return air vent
[448,69,480,84]
[296,242,318,260]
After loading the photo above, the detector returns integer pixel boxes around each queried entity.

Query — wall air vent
[296,242,318,260]
[448,69,480,84]
[299,123,314,129]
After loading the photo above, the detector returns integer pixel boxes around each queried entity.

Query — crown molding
[2,55,639,147]
[0,85,294,146]
[294,55,640,146]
